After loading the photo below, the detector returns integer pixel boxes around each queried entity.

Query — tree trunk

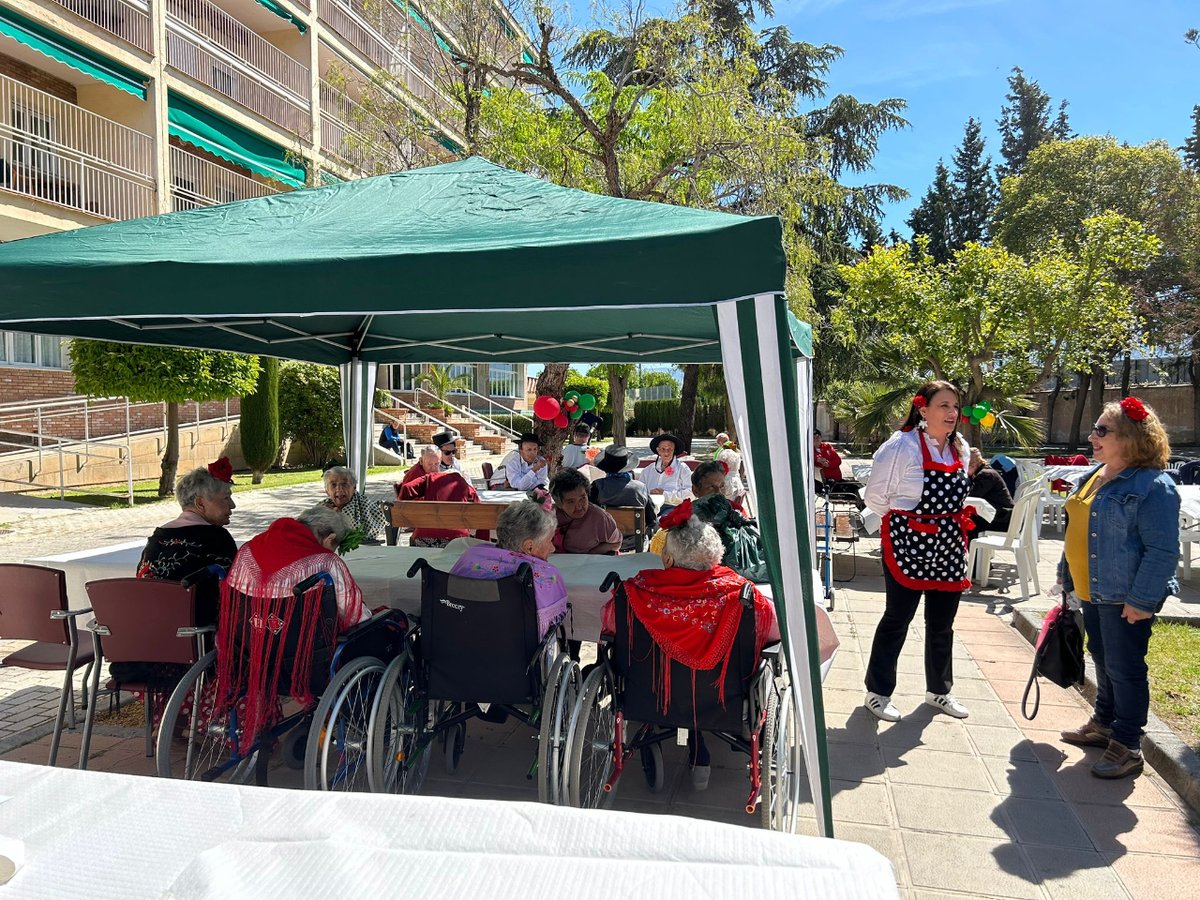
[158,401,181,497]
[676,364,700,454]
[534,364,569,475]
[1045,369,1063,447]
[1088,362,1108,430]
[1066,371,1091,454]
[608,370,628,446]
[1191,330,1200,444]
[1120,351,1132,398]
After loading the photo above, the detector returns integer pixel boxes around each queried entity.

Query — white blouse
[635,458,694,505]
[863,430,970,516]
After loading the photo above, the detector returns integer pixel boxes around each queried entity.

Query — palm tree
[416,364,473,414]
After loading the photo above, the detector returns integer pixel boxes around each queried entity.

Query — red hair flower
[912,395,927,409]
[658,499,693,530]
[207,457,234,483]
[1120,396,1148,422]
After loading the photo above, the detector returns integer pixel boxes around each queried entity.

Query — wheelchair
[366,559,578,802]
[155,573,408,791]
[563,572,802,831]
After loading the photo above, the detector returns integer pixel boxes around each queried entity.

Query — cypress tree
[949,117,996,247]
[241,357,280,484]
[1183,105,1200,171]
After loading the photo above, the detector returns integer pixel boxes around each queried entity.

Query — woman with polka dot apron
[861,381,974,722]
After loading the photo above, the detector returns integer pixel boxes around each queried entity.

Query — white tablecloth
[1043,465,1092,485]
[0,761,896,900]
[1177,485,1200,521]
[26,540,147,611]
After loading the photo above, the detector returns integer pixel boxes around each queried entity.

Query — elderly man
[712,432,730,461]
[432,430,464,474]
[322,465,386,542]
[400,446,440,489]
[506,431,550,491]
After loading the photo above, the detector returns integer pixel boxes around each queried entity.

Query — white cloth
[506,453,550,491]
[863,429,970,516]
[635,458,693,505]
[439,458,464,474]
[561,443,590,469]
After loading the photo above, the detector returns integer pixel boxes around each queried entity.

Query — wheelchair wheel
[303,656,384,791]
[156,650,257,783]
[564,665,616,809]
[641,742,665,793]
[368,649,429,794]
[537,653,579,805]
[445,720,467,774]
[761,682,801,832]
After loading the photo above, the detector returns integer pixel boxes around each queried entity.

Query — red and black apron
[881,431,974,591]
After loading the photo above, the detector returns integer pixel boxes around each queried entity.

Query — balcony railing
[318,81,407,172]
[170,144,285,210]
[45,0,153,52]
[0,73,155,221]
[166,0,310,132]
[318,0,408,75]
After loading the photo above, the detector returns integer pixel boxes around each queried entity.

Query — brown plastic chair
[0,564,96,766]
[80,577,214,770]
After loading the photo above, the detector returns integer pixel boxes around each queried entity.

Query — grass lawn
[33,465,405,510]
[1148,621,1200,752]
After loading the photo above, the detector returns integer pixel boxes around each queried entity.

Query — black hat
[432,431,457,449]
[572,423,592,436]
[513,432,540,446]
[649,433,681,455]
[596,445,637,474]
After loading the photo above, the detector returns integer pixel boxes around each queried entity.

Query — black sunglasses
[1090,423,1111,438]
[441,447,457,455]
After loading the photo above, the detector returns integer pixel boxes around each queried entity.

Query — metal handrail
[410,387,519,439]
[0,434,133,504]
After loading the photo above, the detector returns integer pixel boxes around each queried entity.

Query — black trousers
[865,567,962,696]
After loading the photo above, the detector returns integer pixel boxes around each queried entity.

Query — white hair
[176,468,231,511]
[663,517,725,570]
[297,503,348,544]
[496,500,555,551]
[322,466,356,488]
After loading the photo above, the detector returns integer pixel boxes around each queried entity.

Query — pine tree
[949,117,996,247]
[907,161,955,262]
[1183,105,1200,171]
[996,67,1062,179]
[1052,100,1072,140]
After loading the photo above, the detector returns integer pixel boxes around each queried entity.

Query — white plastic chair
[968,490,1042,602]
[1178,513,1200,579]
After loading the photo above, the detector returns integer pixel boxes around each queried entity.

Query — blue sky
[565,0,1199,234]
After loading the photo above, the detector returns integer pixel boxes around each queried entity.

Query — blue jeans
[1082,601,1154,750]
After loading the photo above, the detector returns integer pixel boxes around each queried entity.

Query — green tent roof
[0,157,794,365]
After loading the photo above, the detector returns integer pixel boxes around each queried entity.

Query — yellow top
[1063,471,1103,601]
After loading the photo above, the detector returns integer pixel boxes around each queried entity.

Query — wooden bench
[385,501,647,551]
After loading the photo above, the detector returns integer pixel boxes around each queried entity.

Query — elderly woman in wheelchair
[155,505,408,791]
[569,513,797,828]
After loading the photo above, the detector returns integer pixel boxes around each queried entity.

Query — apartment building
[0,0,530,408]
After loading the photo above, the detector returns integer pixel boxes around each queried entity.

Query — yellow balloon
[980,412,996,428]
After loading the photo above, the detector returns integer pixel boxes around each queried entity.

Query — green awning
[320,170,343,185]
[254,0,307,33]
[436,134,462,154]
[167,94,305,188]
[401,3,453,53]
[521,51,535,66]
[0,7,147,99]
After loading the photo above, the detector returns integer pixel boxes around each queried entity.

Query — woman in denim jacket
[1057,397,1179,779]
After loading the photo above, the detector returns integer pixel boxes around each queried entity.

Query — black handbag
[1021,599,1085,720]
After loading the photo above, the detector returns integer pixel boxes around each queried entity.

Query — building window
[447,364,474,394]
[11,104,57,177]
[0,331,70,369]
[488,363,518,398]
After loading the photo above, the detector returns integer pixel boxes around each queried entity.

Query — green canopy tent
[0,157,829,835]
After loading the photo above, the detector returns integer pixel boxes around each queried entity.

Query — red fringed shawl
[214,518,363,743]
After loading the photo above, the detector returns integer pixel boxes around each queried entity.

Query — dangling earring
[917,417,928,431]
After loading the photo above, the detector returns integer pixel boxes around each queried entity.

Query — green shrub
[241,357,280,483]
[279,362,389,465]
[629,399,726,435]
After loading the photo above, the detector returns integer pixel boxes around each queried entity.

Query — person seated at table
[397,468,480,548]
[715,444,749,511]
[119,459,239,689]
[550,468,621,555]
[432,431,464,474]
[814,429,866,508]
[224,504,369,635]
[399,446,440,489]
[712,432,731,461]
[989,453,1019,495]
[379,422,414,458]
[561,424,593,470]
[635,433,692,514]
[1045,452,1091,495]
[506,432,550,491]
[449,498,568,639]
[322,466,386,543]
[601,513,780,790]
[967,447,1013,536]
[590,445,656,553]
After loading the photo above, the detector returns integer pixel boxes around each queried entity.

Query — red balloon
[562,398,578,412]
[533,395,560,420]
[554,412,570,428]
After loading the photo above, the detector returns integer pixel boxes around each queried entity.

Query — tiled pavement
[3,471,1200,897]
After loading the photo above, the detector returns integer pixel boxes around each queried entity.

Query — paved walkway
[4,455,1200,897]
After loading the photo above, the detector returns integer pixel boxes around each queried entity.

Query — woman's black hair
[691,459,725,489]
[549,466,589,500]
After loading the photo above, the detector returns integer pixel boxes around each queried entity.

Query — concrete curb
[1011,607,1200,817]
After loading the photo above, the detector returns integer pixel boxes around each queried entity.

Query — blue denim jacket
[1057,466,1180,613]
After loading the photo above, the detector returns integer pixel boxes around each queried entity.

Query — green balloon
[578,393,597,411]
[978,400,992,413]
[569,408,584,420]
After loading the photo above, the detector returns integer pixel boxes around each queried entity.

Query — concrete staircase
[375,408,512,458]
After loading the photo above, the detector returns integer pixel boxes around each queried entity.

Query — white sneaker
[864,692,901,722]
[925,692,969,719]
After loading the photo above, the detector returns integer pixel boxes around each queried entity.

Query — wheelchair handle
[293,572,334,596]
[180,563,226,588]
[600,571,622,593]
[739,582,755,608]
[406,558,429,579]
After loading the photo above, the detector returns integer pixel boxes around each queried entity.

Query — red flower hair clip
[530,487,554,513]
[912,395,927,409]
[207,457,234,483]
[719,460,730,475]
[658,499,693,530]
[1120,396,1148,422]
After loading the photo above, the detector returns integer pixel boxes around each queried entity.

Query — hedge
[629,399,726,435]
